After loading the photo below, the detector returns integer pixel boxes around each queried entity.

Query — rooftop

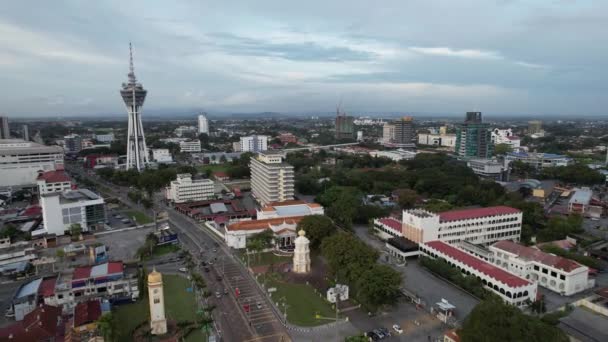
[227,216,304,231]
[259,200,323,217]
[0,139,64,155]
[425,240,531,287]
[74,300,102,327]
[569,188,593,205]
[0,304,62,342]
[507,151,569,159]
[439,206,521,223]
[73,261,124,281]
[37,170,71,184]
[377,217,402,234]
[42,189,101,203]
[492,240,585,273]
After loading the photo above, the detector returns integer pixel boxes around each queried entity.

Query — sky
[1,0,607,117]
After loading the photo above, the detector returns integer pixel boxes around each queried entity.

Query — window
[550,271,557,278]
[560,274,565,280]
[154,298,160,304]
[533,265,539,271]
[542,268,548,274]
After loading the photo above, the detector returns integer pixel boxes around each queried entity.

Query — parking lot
[95,226,156,261]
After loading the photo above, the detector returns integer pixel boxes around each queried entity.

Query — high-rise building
[0,139,64,187]
[382,123,395,144]
[22,124,29,141]
[63,134,82,153]
[198,113,209,134]
[528,120,543,135]
[455,112,493,159]
[250,151,294,206]
[121,43,149,171]
[335,110,354,140]
[0,116,9,139]
[391,116,415,147]
[165,173,214,203]
[240,135,268,152]
[40,189,106,236]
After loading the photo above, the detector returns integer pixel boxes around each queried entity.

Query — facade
[37,169,73,195]
[0,139,64,187]
[179,140,202,153]
[490,240,593,296]
[83,154,118,169]
[390,116,415,147]
[225,216,303,249]
[256,200,324,219]
[467,158,508,181]
[421,241,537,306]
[121,44,149,171]
[64,134,82,153]
[174,125,197,137]
[528,120,543,135]
[402,206,522,246]
[150,148,173,163]
[491,128,521,149]
[22,124,29,142]
[0,116,9,139]
[293,230,311,273]
[335,114,355,140]
[418,133,457,147]
[504,152,572,170]
[373,217,403,240]
[278,132,297,144]
[94,133,115,143]
[240,135,268,152]
[250,152,294,206]
[368,149,417,161]
[148,269,167,335]
[568,188,593,214]
[198,113,209,134]
[40,189,106,236]
[166,173,214,203]
[382,123,395,144]
[455,112,493,159]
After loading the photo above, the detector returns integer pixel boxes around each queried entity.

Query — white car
[392,324,403,334]
[178,267,187,273]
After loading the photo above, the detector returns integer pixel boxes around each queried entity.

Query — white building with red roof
[402,206,522,246]
[225,216,304,249]
[421,240,537,306]
[373,217,403,240]
[489,240,594,296]
[256,200,324,220]
[36,167,73,195]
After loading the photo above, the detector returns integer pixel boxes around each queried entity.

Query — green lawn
[197,163,230,174]
[125,210,153,224]
[242,251,292,267]
[263,274,337,326]
[152,244,180,257]
[113,275,205,342]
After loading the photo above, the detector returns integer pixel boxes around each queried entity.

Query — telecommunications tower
[121,43,149,171]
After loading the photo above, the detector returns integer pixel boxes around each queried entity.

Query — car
[392,324,403,334]
[366,331,380,341]
[379,327,391,337]
[372,329,384,339]
[215,291,221,298]
[216,275,222,281]
[223,288,228,295]
[178,267,187,273]
[212,248,217,253]
[208,260,214,265]
[256,302,262,309]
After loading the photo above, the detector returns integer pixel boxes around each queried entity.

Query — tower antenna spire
[128,42,137,83]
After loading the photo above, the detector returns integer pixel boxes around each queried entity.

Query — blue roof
[15,278,42,298]
[507,152,568,159]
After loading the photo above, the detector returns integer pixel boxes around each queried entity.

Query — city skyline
[1,1,607,117]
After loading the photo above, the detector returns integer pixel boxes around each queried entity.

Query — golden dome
[298,230,306,237]
[148,268,162,283]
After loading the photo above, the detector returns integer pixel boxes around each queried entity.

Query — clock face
[154,289,159,294]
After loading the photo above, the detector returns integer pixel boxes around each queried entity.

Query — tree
[355,264,402,310]
[395,189,418,209]
[321,232,378,283]
[296,215,336,250]
[70,224,82,240]
[97,313,114,342]
[460,296,567,342]
[55,249,65,261]
[317,186,362,229]
[423,199,453,213]
[494,143,513,155]
[537,214,583,242]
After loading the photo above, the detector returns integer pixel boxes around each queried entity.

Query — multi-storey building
[0,139,64,188]
[528,120,543,135]
[455,112,493,159]
[335,114,354,140]
[240,135,268,152]
[256,200,324,219]
[467,158,508,181]
[64,134,82,153]
[22,124,29,142]
[174,125,197,137]
[402,206,522,246]
[278,132,297,144]
[94,133,115,143]
[179,140,201,153]
[504,151,572,170]
[0,116,10,139]
[150,148,173,163]
[39,189,106,236]
[250,151,294,206]
[226,216,303,249]
[490,240,594,296]
[390,116,415,147]
[417,133,457,147]
[166,173,214,203]
[568,188,593,214]
[37,168,73,195]
[420,240,537,306]
[491,128,521,149]
[198,113,209,134]
[382,123,395,144]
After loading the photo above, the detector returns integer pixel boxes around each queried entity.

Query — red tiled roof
[492,240,584,273]
[227,216,304,231]
[213,171,229,178]
[73,266,92,280]
[425,240,530,287]
[266,200,307,207]
[74,300,102,327]
[37,170,71,183]
[38,277,57,297]
[0,305,62,342]
[107,261,123,275]
[378,218,402,234]
[22,205,42,217]
[439,206,521,223]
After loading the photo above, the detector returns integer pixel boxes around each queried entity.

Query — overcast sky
[1,0,607,117]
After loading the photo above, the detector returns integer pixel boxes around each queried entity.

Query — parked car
[379,327,390,337]
[223,288,228,295]
[178,267,187,273]
[392,324,403,334]
[215,291,221,298]
[256,302,262,309]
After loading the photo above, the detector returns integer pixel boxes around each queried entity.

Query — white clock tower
[148,268,167,335]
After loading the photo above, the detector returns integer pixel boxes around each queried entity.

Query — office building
[278,132,297,144]
[121,43,149,171]
[37,168,73,195]
[417,133,457,147]
[256,200,324,219]
[179,140,201,153]
[250,151,294,206]
[0,139,64,188]
[391,116,415,147]
[166,173,214,203]
[382,123,395,144]
[490,240,594,295]
[94,133,115,143]
[21,125,29,141]
[504,152,572,170]
[402,206,522,246]
[335,112,354,140]
[150,148,173,163]
[528,120,543,135]
[174,125,197,137]
[64,134,82,153]
[467,158,508,181]
[39,189,106,236]
[198,113,209,134]
[420,241,537,306]
[491,128,521,149]
[455,112,493,159]
[240,135,268,152]
[0,116,9,139]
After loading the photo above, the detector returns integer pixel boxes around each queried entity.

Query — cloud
[408,46,503,60]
